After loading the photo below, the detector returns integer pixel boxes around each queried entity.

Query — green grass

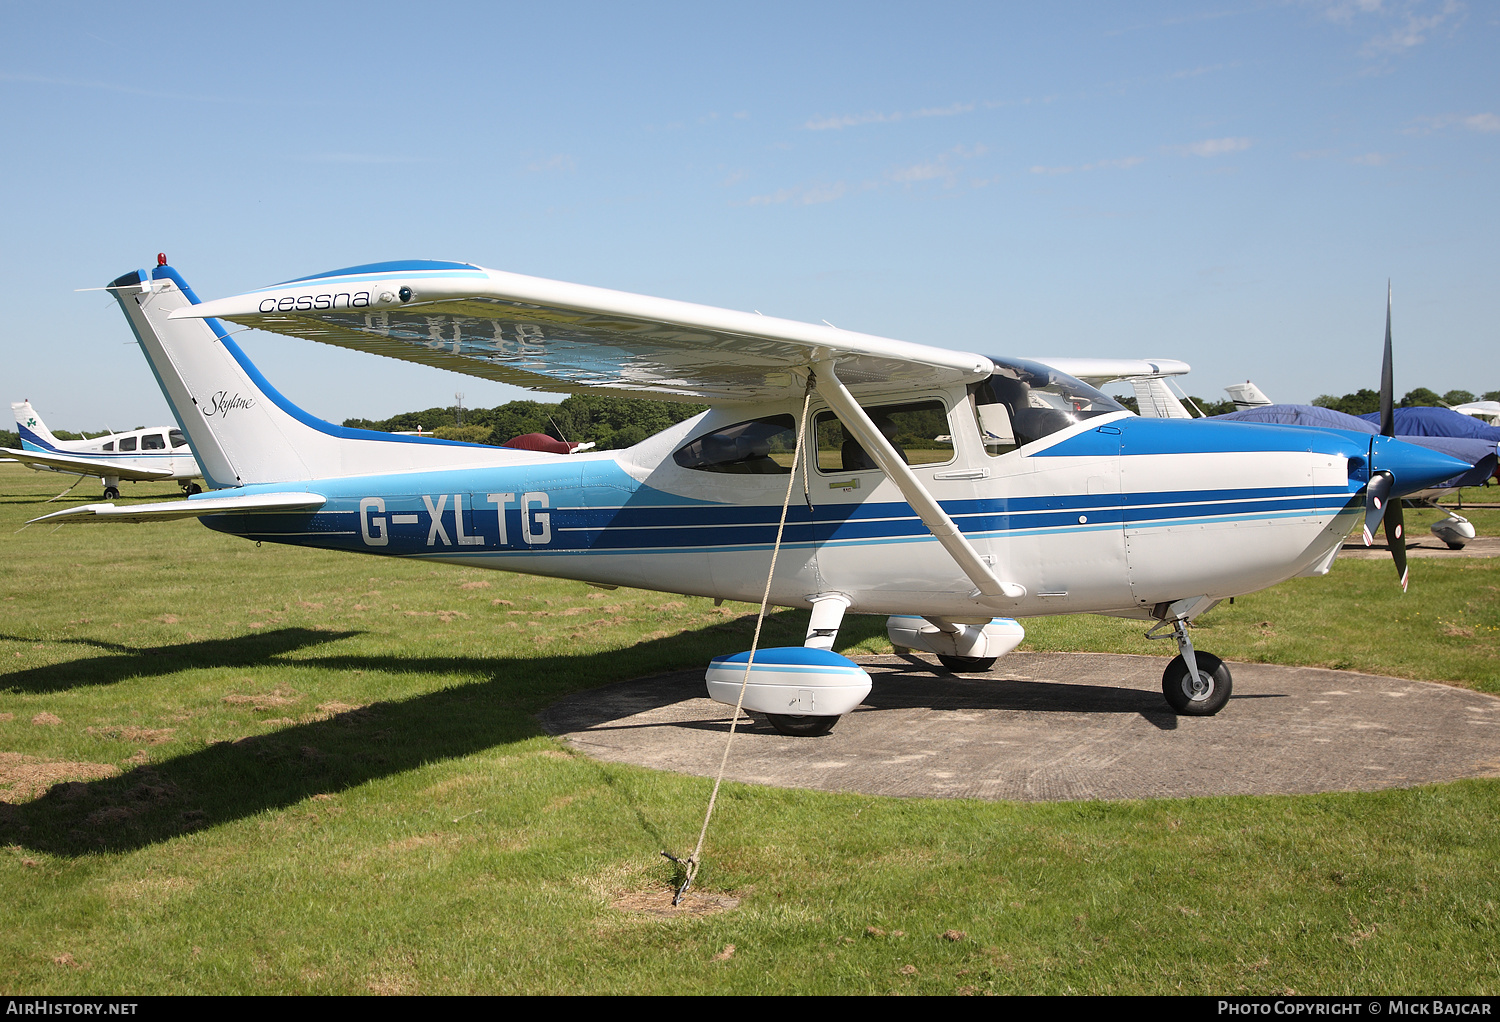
[2,465,1498,994]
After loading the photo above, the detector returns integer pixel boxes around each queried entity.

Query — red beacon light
[157,253,168,266]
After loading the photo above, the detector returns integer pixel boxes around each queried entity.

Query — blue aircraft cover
[1357,406,1500,442]
[1214,404,1377,433]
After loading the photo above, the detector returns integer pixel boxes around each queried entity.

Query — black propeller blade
[1363,282,1408,589]
[1363,470,1393,545]
[1385,496,1409,593]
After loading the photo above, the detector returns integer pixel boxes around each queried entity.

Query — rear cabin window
[142,434,166,450]
[102,441,114,451]
[674,415,796,474]
[169,430,187,448]
[119,436,137,452]
[813,401,952,472]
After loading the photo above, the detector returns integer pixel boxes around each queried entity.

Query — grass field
[2,465,1497,995]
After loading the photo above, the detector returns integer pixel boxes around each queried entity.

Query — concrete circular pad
[540,653,1500,801]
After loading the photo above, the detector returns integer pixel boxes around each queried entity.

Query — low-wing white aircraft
[4,400,203,498]
[33,258,1466,734]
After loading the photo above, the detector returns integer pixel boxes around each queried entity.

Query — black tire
[184,482,203,495]
[937,655,997,673]
[766,713,839,737]
[1162,652,1232,716]
[102,486,120,500]
[1444,540,1466,550]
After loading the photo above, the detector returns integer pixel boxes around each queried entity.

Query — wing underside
[171,263,994,402]
[0,447,176,480]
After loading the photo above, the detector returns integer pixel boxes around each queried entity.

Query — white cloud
[1403,111,1500,134]
[1313,0,1467,56]
[1029,155,1144,176]
[803,101,975,131]
[525,154,576,174]
[739,181,855,206]
[1171,137,1253,157]
[298,153,430,165]
[890,144,989,186]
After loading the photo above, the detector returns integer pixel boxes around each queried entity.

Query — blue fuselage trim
[195,459,1361,559]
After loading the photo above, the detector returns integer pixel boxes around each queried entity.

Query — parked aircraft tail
[1225,381,1272,410]
[12,400,60,450]
[108,259,538,489]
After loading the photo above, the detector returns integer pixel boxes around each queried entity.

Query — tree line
[1310,388,1499,417]
[341,393,708,450]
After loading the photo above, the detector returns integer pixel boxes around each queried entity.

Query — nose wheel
[1149,614,1233,716]
[1161,651,1232,715]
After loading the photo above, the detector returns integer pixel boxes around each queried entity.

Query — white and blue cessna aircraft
[33,257,1465,735]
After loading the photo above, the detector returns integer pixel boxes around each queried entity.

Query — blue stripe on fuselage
[194,459,1359,557]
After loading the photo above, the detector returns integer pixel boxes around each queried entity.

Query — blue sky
[3,1,1495,431]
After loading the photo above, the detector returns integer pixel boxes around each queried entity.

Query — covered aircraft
[32,258,1467,732]
[4,400,202,498]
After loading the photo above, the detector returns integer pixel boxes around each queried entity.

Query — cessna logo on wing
[205,391,255,417]
[258,291,372,313]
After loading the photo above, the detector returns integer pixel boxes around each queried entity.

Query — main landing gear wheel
[765,713,840,737]
[1162,652,1232,716]
[102,486,120,500]
[937,654,997,673]
[183,482,202,495]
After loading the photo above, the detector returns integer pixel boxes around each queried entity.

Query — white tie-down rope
[668,385,813,905]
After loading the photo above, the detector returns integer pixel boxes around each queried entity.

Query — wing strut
[812,362,1026,601]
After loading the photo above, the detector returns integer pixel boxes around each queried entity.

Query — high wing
[0,447,176,480]
[169,260,994,402]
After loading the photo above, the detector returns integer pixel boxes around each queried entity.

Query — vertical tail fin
[11,401,60,450]
[109,261,525,489]
[110,265,321,487]
[1225,381,1272,410]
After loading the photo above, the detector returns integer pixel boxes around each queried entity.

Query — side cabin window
[971,357,1125,457]
[814,400,952,472]
[169,430,187,449]
[673,415,796,474]
[142,433,166,450]
[102,441,114,451]
[119,436,138,452]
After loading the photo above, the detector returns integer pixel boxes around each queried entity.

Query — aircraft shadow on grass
[0,629,363,694]
[1,615,1197,856]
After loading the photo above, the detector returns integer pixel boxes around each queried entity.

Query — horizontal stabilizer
[28,491,326,525]
[0,447,176,481]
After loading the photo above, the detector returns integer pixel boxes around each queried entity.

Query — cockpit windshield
[971,357,1127,454]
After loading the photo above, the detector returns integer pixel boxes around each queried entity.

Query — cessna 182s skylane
[33,258,1466,735]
